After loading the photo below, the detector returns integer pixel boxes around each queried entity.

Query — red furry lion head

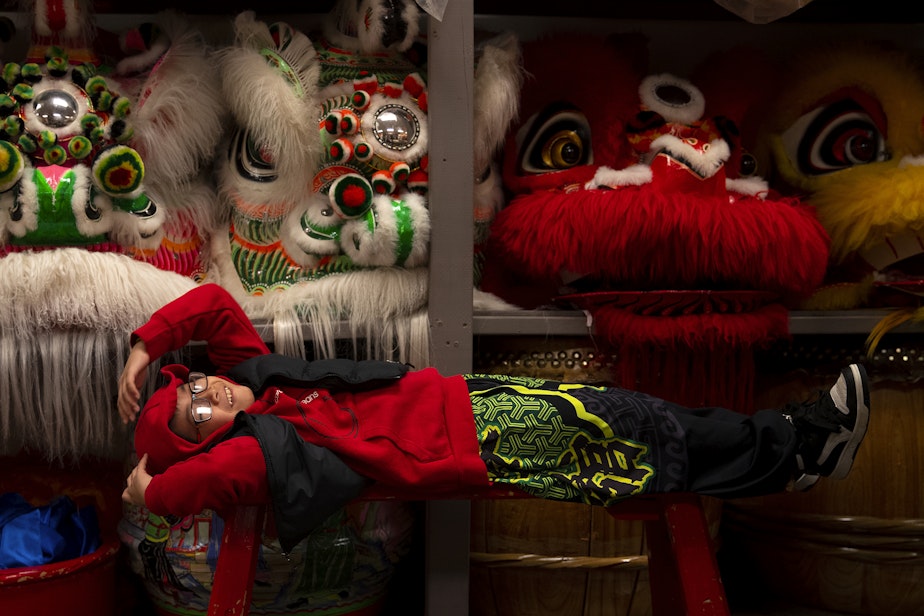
[481,33,830,408]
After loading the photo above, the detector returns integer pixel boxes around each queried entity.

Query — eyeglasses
[188,372,213,424]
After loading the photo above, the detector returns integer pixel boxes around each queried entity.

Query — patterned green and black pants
[465,374,797,505]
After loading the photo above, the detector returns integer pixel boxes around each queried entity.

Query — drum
[119,500,417,616]
[722,339,924,615]
[471,499,650,615]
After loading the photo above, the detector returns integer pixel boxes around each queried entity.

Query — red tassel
[614,342,757,413]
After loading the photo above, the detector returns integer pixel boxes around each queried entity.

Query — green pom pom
[93,145,144,195]
[11,83,33,102]
[38,130,57,149]
[44,46,68,63]
[80,114,102,141]
[71,63,96,88]
[43,144,67,165]
[1,63,20,87]
[0,140,24,191]
[112,97,131,118]
[2,115,22,138]
[81,113,100,129]
[17,134,36,153]
[68,136,92,159]
[0,95,18,116]
[111,120,133,143]
[46,57,68,76]
[84,76,108,96]
[94,90,113,111]
[20,63,42,83]
[45,45,68,76]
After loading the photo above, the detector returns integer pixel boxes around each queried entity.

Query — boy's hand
[123,453,152,507]
[118,340,150,424]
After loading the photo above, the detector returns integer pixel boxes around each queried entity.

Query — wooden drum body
[722,339,924,615]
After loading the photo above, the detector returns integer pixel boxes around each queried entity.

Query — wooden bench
[206,491,729,616]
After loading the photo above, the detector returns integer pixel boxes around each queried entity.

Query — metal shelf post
[424,0,475,614]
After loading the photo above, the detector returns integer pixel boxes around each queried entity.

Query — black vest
[216,353,410,553]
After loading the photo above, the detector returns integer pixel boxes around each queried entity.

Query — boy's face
[171,375,256,443]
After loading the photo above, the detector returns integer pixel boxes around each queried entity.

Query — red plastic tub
[0,454,125,615]
[0,537,120,616]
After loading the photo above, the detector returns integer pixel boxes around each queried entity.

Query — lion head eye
[229,128,277,183]
[738,152,758,178]
[780,95,889,176]
[517,102,592,174]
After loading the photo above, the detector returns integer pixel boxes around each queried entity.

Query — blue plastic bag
[0,492,101,569]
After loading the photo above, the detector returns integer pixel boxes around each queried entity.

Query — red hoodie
[133,284,489,518]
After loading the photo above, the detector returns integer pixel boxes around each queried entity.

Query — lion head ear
[119,14,226,189]
[215,12,321,207]
[473,31,523,180]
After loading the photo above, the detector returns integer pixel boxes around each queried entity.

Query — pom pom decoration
[0,93,18,116]
[351,88,371,110]
[12,83,33,101]
[1,115,22,138]
[92,144,144,196]
[328,172,373,218]
[371,168,396,194]
[328,137,354,163]
[407,168,427,194]
[19,64,41,84]
[338,109,360,133]
[67,134,92,158]
[389,160,410,182]
[42,143,66,164]
[0,140,23,191]
[353,140,373,162]
[1,63,21,88]
[323,110,342,134]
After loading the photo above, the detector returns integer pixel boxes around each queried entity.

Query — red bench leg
[645,494,729,616]
[208,505,265,616]
[209,494,728,615]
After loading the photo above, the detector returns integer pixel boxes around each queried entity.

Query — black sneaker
[783,364,870,491]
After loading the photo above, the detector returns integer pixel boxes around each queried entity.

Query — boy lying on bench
[118,284,870,554]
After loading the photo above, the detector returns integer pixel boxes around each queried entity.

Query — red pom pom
[390,161,410,182]
[383,82,403,98]
[403,73,426,98]
[354,74,379,94]
[342,184,367,208]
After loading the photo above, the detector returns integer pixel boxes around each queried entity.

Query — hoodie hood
[134,364,236,474]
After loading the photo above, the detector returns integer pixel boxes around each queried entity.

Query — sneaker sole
[828,363,870,480]
[792,472,820,491]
